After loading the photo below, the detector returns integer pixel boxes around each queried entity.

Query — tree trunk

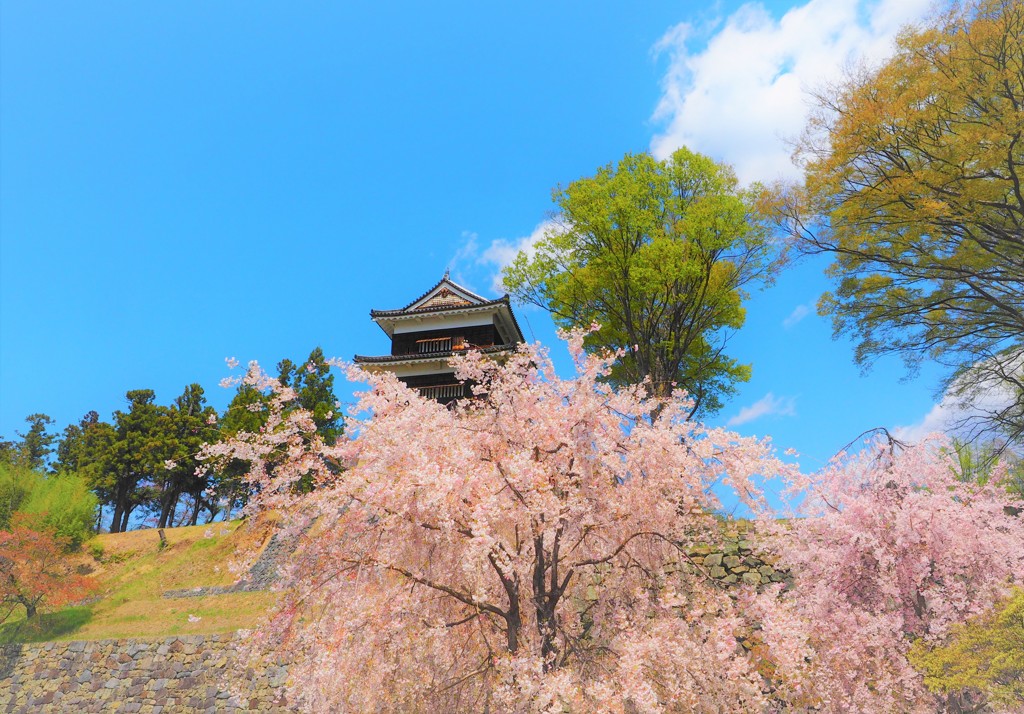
[189,492,203,526]
[110,501,123,534]
[158,488,180,529]
[20,596,37,619]
[531,525,569,671]
[157,494,169,529]
[111,480,135,533]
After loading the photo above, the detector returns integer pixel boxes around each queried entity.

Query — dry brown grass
[2,517,284,642]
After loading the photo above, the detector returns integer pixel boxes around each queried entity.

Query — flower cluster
[214,333,1023,712]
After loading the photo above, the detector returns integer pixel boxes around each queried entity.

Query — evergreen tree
[214,381,270,520]
[15,414,56,470]
[0,438,17,464]
[278,347,342,444]
[208,347,343,510]
[105,390,172,532]
[154,384,218,528]
[55,411,98,473]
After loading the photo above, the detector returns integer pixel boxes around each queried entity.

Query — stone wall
[0,523,785,713]
[0,634,289,713]
[682,522,791,588]
[164,531,298,599]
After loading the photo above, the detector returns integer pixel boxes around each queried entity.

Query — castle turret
[354,273,525,403]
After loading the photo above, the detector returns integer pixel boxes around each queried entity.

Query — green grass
[0,606,93,644]
[2,518,282,644]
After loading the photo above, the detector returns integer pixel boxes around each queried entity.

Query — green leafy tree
[772,0,1024,446]
[0,462,33,530]
[0,462,97,548]
[949,438,1024,501]
[503,148,780,416]
[18,472,98,549]
[910,589,1024,710]
[56,411,116,530]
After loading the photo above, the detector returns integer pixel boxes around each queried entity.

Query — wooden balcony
[416,336,466,354]
[417,383,465,401]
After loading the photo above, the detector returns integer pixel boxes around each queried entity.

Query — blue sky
[2,0,950,471]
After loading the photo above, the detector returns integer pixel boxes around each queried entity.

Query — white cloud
[892,399,955,444]
[650,0,933,184]
[479,220,556,293]
[782,303,811,329]
[453,230,480,262]
[727,392,797,426]
[450,220,560,294]
[893,370,1020,444]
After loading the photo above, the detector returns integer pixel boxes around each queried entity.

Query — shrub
[0,463,97,548]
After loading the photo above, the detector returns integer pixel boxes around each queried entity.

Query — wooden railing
[417,337,451,353]
[417,384,465,400]
[415,336,466,353]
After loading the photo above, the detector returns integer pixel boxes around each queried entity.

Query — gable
[418,287,474,310]
[405,278,488,311]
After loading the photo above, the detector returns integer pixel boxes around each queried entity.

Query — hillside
[0,518,281,644]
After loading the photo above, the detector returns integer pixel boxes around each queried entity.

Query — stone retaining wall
[164,532,295,599]
[0,523,783,712]
[683,522,792,588]
[0,634,289,713]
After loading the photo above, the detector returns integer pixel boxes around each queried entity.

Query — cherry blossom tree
[209,332,797,712]
[756,433,1024,712]
[210,335,1024,712]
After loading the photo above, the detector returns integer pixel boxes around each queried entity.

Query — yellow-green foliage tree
[503,148,780,416]
[0,462,97,549]
[910,589,1024,709]
[773,0,1024,444]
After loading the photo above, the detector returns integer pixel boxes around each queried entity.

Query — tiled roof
[367,274,527,344]
[370,295,512,318]
[353,344,519,364]
[400,275,489,312]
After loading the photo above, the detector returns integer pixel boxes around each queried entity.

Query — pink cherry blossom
[755,435,1024,712]
[208,335,1024,712]
[211,330,800,712]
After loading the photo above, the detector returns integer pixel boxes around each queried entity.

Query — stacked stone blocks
[0,634,288,713]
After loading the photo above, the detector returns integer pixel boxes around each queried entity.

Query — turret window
[417,337,453,353]
[417,384,465,400]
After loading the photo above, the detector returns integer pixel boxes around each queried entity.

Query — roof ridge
[371,295,511,318]
[400,274,491,311]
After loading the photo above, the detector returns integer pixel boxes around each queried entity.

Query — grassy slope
[0,519,280,643]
